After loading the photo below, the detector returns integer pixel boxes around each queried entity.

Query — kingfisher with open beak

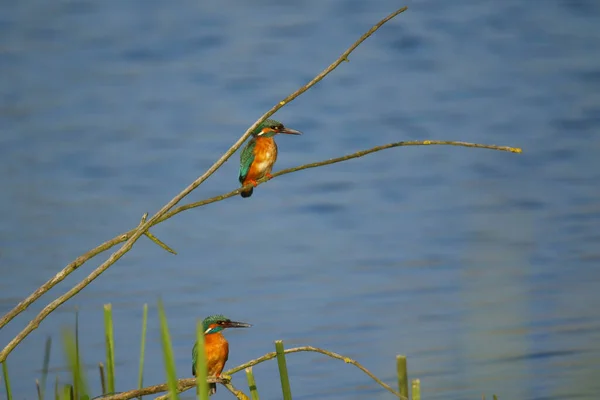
[192,314,252,395]
[238,118,302,198]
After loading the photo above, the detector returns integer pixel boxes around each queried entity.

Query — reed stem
[62,327,89,398]
[411,379,421,400]
[74,310,80,400]
[40,336,52,400]
[99,363,106,395]
[137,304,148,399]
[245,367,260,400]
[103,304,116,393]
[37,379,42,400]
[274,341,292,400]
[157,299,179,400]
[2,361,13,400]
[396,355,408,399]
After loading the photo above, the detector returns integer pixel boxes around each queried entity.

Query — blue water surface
[1,1,600,399]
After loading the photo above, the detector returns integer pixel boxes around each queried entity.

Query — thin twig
[141,213,177,255]
[0,6,409,361]
[225,346,407,400]
[144,231,177,255]
[222,382,250,400]
[160,140,522,217]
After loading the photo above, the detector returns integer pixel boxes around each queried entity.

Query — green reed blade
[195,320,209,400]
[54,376,59,400]
[493,395,498,400]
[61,325,89,398]
[396,355,408,400]
[37,379,42,400]
[245,367,260,400]
[98,362,106,395]
[75,309,82,399]
[411,379,420,400]
[274,340,292,400]
[137,303,149,400]
[103,304,116,393]
[157,299,179,400]
[39,336,52,400]
[62,384,73,400]
[2,361,13,400]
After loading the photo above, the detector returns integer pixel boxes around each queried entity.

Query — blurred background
[1,0,599,399]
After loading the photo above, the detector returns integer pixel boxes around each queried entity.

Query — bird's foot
[248,179,259,188]
[265,172,274,180]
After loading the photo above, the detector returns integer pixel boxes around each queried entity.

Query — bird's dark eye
[276,125,283,130]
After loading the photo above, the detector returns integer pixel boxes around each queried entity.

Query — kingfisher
[238,118,302,198]
[192,314,252,395]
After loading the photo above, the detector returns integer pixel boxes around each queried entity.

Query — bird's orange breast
[244,137,278,184]
[204,333,229,377]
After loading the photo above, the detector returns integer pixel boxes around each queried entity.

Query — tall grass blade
[62,326,90,398]
[39,336,52,400]
[411,379,421,400]
[157,298,179,400]
[98,362,106,395]
[103,304,116,393]
[493,395,498,400]
[274,340,292,400]
[245,367,260,400]
[2,361,13,400]
[137,303,149,400]
[75,309,81,399]
[37,379,42,400]
[396,355,408,400]
[62,384,73,400]
[194,320,209,400]
[54,376,59,400]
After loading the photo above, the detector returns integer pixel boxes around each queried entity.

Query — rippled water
[1,1,600,399]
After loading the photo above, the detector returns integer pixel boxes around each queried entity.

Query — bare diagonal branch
[0,6,409,362]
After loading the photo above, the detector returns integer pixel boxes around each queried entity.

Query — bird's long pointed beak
[224,320,252,329]
[280,127,302,135]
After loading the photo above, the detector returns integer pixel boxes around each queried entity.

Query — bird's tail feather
[240,187,253,198]
[209,382,217,395]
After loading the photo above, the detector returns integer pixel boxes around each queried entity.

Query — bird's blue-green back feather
[239,139,256,183]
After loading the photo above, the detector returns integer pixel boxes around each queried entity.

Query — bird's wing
[239,139,256,183]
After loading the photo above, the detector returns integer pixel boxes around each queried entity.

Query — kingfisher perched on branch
[238,118,302,198]
[192,314,252,395]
